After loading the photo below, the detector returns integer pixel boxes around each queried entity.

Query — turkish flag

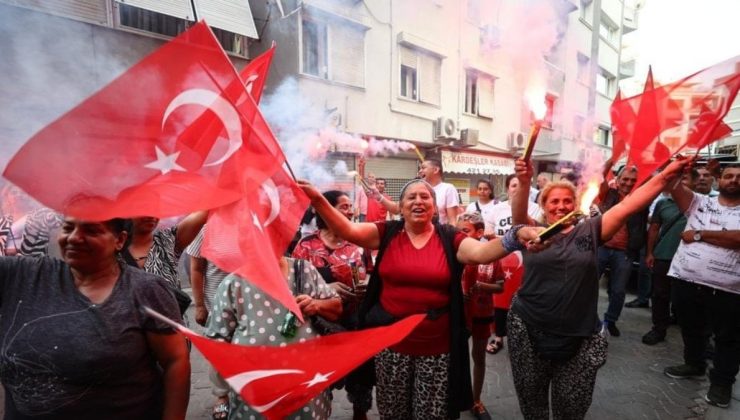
[493,252,525,310]
[611,56,740,187]
[240,43,276,104]
[201,50,308,320]
[145,307,424,420]
[3,22,275,220]
[201,167,309,321]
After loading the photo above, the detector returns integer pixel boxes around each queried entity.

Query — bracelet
[502,224,527,253]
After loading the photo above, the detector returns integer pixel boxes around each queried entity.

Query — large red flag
[611,56,740,187]
[200,48,309,319]
[3,22,276,220]
[146,307,424,420]
[240,43,276,104]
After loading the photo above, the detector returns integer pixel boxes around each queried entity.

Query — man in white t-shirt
[662,165,740,409]
[375,158,460,226]
[484,175,542,237]
[417,159,460,225]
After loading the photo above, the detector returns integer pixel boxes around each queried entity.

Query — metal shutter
[477,74,495,118]
[399,45,418,69]
[7,0,108,24]
[419,52,441,105]
[330,22,365,87]
[193,0,258,38]
[115,0,194,21]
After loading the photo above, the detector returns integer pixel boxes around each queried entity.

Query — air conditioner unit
[434,117,457,140]
[459,129,479,147]
[507,131,526,151]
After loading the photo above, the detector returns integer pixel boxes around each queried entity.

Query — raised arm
[511,159,536,225]
[602,158,690,241]
[669,178,695,213]
[174,210,208,253]
[456,226,544,264]
[297,180,381,249]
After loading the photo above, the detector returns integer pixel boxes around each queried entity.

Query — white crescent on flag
[161,88,243,167]
[225,369,304,393]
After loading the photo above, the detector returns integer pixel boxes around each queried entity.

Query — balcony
[620,59,636,79]
[622,5,638,34]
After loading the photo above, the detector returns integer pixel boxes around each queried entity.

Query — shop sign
[440,150,514,175]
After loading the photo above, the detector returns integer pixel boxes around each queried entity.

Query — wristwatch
[693,231,703,242]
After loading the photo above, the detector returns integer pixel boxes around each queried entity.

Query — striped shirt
[185,227,228,311]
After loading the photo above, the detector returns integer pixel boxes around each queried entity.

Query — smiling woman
[0,217,190,419]
[297,178,544,419]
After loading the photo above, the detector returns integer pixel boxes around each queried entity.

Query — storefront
[439,149,514,205]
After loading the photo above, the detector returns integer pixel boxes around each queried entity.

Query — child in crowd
[457,213,505,420]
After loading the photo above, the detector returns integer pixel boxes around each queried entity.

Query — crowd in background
[0,155,737,420]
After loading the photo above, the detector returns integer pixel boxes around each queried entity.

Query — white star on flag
[301,371,334,388]
[504,269,513,280]
[144,146,186,175]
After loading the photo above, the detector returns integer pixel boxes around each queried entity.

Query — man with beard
[663,165,740,409]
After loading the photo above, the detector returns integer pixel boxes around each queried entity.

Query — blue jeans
[598,247,634,323]
[636,247,652,303]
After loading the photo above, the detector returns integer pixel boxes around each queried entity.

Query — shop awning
[440,150,514,175]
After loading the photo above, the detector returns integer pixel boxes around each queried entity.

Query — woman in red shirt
[299,179,544,419]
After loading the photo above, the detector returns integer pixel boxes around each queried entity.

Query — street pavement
[185,285,740,420]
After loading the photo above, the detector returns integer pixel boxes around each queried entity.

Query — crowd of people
[0,154,737,420]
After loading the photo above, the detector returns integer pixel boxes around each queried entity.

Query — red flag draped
[3,22,277,220]
[146,308,424,420]
[610,57,740,187]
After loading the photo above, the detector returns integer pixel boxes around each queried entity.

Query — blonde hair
[537,181,578,223]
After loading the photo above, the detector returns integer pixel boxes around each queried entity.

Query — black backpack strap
[475,201,481,213]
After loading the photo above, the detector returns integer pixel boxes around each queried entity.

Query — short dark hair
[315,190,349,230]
[376,177,387,184]
[425,159,443,173]
[505,174,517,189]
[476,179,495,199]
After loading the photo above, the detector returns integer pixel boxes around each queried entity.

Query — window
[464,70,478,115]
[119,3,189,37]
[464,69,495,117]
[399,46,441,105]
[117,3,248,56]
[595,126,611,146]
[577,52,590,83]
[596,70,615,96]
[599,19,619,43]
[302,19,329,79]
[580,0,593,24]
[301,16,366,87]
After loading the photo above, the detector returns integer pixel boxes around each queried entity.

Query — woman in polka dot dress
[205,256,342,419]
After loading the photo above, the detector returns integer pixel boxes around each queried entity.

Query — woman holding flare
[298,178,545,419]
[507,157,690,419]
